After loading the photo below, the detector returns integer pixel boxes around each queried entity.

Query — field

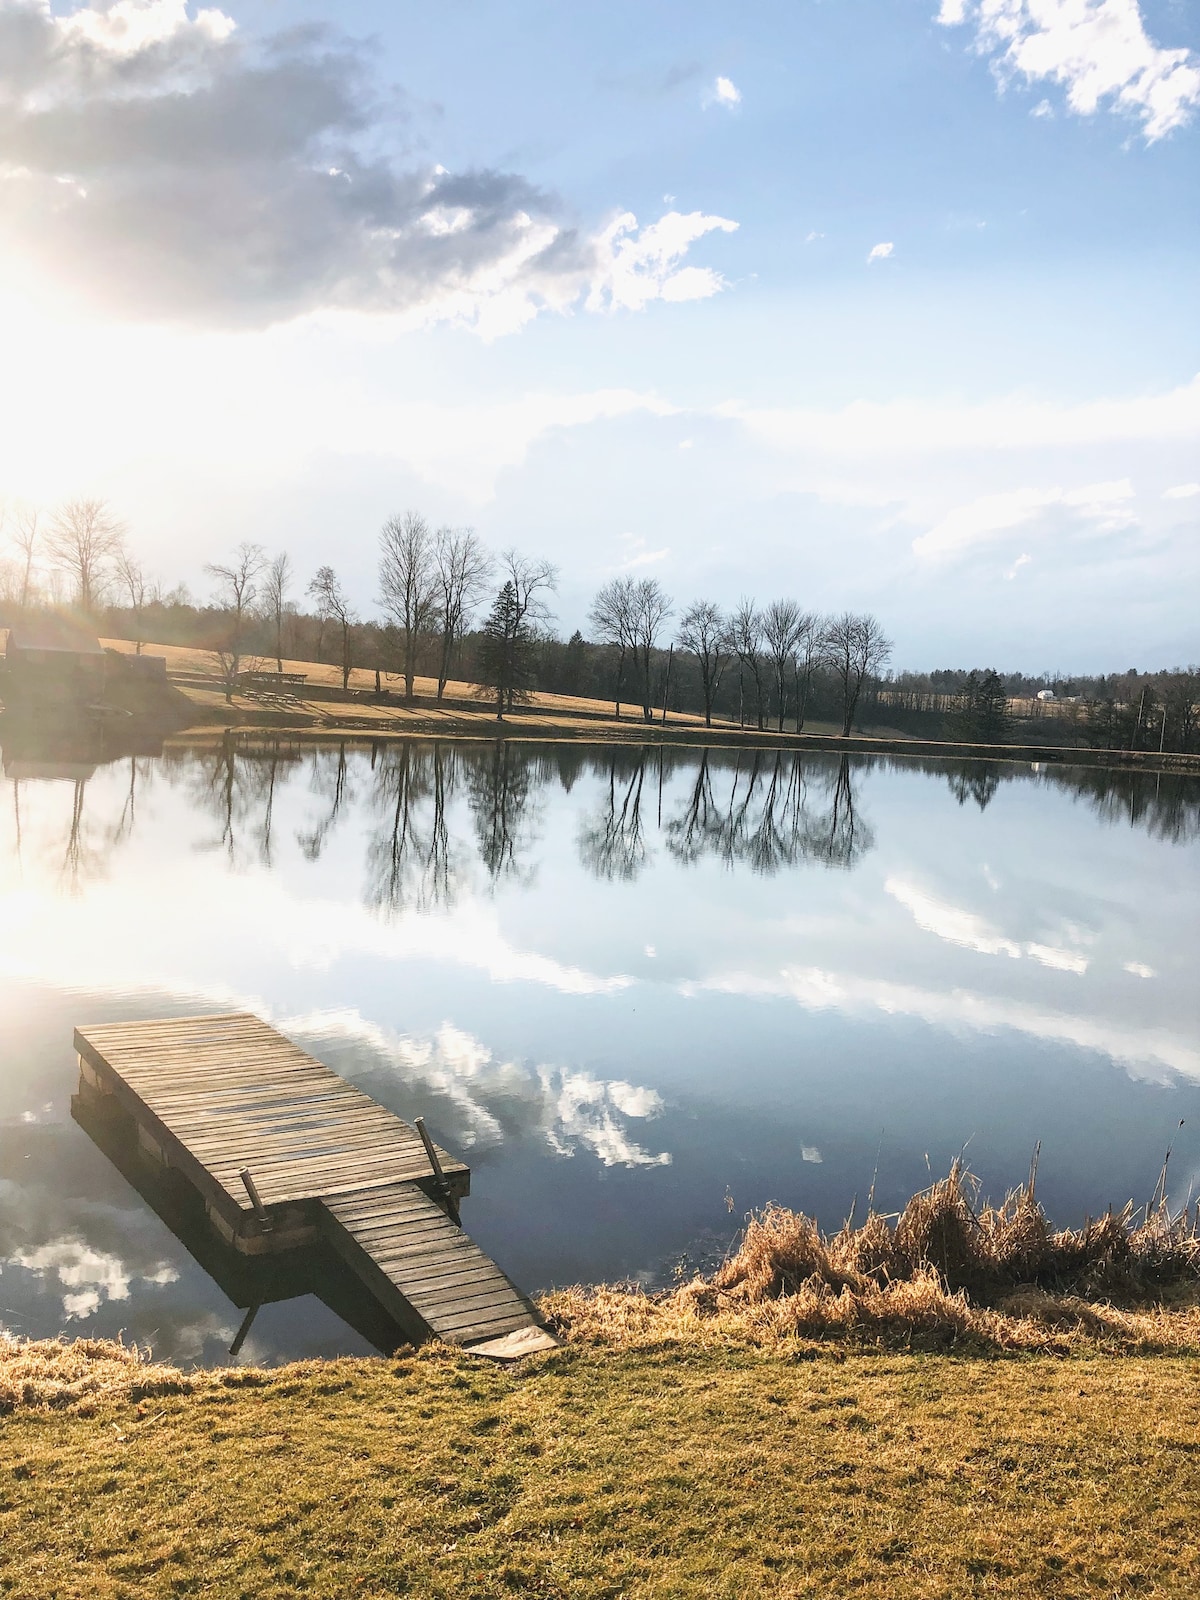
[100,636,755,737]
[97,638,1200,770]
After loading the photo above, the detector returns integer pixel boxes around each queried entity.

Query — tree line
[2,496,1196,750]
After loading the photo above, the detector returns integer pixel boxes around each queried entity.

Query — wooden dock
[73,1013,557,1359]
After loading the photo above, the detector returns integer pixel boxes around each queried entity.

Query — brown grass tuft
[0,1334,201,1414]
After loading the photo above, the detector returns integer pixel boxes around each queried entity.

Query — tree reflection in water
[2,735,1194,914]
[175,733,305,869]
[946,763,1002,812]
[467,741,543,885]
[578,750,651,881]
[934,754,1200,844]
[297,742,353,861]
[364,742,460,914]
[664,749,873,872]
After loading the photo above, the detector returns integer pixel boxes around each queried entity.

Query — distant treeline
[1,497,1197,752]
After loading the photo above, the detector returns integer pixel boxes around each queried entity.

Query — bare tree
[822,611,893,736]
[731,598,767,729]
[433,527,493,700]
[8,505,41,608]
[762,599,803,732]
[632,579,672,722]
[501,547,559,633]
[792,610,821,732]
[46,497,125,613]
[205,542,266,701]
[308,565,358,690]
[379,511,439,700]
[589,575,637,718]
[262,552,292,673]
[677,600,731,728]
[113,549,150,653]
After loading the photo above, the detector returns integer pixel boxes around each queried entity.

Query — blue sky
[0,0,1197,668]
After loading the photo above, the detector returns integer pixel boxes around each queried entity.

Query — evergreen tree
[476,581,536,717]
[957,668,1009,743]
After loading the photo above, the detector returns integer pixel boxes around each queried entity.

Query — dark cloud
[0,2,589,326]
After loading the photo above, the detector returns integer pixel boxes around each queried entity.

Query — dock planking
[322,1183,550,1357]
[73,1013,557,1358]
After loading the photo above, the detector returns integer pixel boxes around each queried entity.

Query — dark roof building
[5,614,105,660]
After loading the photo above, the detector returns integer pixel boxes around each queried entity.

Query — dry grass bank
[5,1335,1200,1598]
[7,1331,1200,1593]
[6,1170,1200,1596]
[100,636,738,737]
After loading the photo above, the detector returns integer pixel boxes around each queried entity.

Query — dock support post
[238,1167,273,1231]
[414,1117,461,1227]
[229,1300,261,1359]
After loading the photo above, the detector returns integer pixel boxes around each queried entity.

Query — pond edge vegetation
[7,1162,1200,1415]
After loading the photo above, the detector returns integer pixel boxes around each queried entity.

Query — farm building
[2,614,108,700]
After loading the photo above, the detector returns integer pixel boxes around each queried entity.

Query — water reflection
[0,731,1197,1362]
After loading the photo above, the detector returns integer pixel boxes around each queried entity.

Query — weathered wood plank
[321,1180,550,1351]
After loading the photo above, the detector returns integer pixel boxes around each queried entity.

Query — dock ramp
[321,1182,557,1357]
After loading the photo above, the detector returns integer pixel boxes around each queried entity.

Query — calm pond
[1,734,1197,1364]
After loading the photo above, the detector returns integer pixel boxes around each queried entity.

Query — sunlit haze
[0,0,1197,667]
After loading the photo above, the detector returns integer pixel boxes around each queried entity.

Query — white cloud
[542,1069,672,1167]
[692,965,1200,1084]
[608,1080,665,1118]
[289,1013,672,1168]
[0,2,738,331]
[10,1239,178,1321]
[57,0,235,54]
[1163,482,1200,500]
[0,858,636,999]
[886,876,1091,971]
[1005,551,1033,578]
[587,211,739,315]
[887,874,1022,958]
[805,230,825,242]
[939,0,1200,142]
[727,376,1200,460]
[913,477,1136,559]
[867,241,895,263]
[1124,961,1156,978]
[612,534,671,571]
[704,75,742,108]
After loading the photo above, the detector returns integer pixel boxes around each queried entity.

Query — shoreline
[169,710,1200,774]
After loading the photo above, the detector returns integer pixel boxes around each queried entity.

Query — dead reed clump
[542,1276,1200,1354]
[545,1161,1200,1355]
[705,1204,867,1304]
[725,1161,1200,1301]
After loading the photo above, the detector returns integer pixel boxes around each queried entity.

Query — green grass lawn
[5,1341,1200,1598]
